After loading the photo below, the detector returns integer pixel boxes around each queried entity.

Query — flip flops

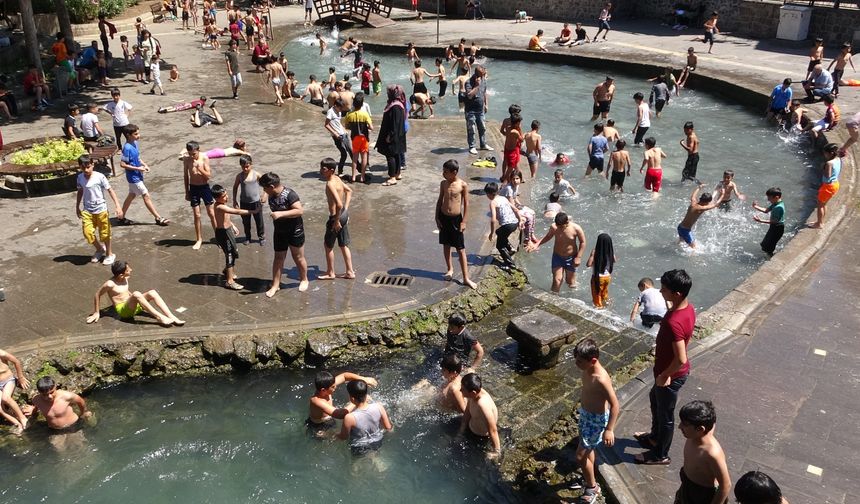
[633,452,671,465]
[155,217,170,226]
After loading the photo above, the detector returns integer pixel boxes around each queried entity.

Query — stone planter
[4,172,77,195]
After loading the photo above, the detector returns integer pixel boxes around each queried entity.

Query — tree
[19,0,41,72]
[53,0,74,48]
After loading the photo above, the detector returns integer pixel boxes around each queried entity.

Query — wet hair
[186,141,200,152]
[68,103,79,113]
[508,104,522,115]
[633,92,644,101]
[37,376,56,393]
[593,122,604,133]
[554,212,569,226]
[510,113,522,126]
[823,142,839,155]
[286,70,295,78]
[353,92,365,110]
[723,170,735,179]
[573,338,600,361]
[229,39,238,47]
[374,60,380,66]
[259,172,281,188]
[782,78,792,86]
[484,182,499,196]
[315,371,335,391]
[448,312,467,327]
[111,260,128,277]
[554,168,564,177]
[233,139,245,150]
[765,187,782,198]
[531,120,540,130]
[814,37,823,44]
[414,60,422,68]
[679,400,716,433]
[211,184,227,198]
[606,119,615,126]
[239,154,253,167]
[320,157,337,171]
[362,62,371,70]
[615,139,626,150]
[549,192,560,203]
[344,82,352,90]
[698,192,713,204]
[443,159,459,173]
[87,102,98,111]
[328,66,335,73]
[78,154,92,167]
[334,98,346,111]
[605,75,614,82]
[441,354,463,374]
[435,57,442,65]
[822,94,835,105]
[687,46,694,52]
[644,137,656,148]
[592,233,615,275]
[461,373,482,393]
[684,121,694,130]
[660,269,692,298]
[110,87,121,96]
[56,32,64,40]
[123,124,139,136]
[734,471,783,504]
[309,74,316,81]
[346,379,369,402]
[637,277,654,289]
[537,29,544,36]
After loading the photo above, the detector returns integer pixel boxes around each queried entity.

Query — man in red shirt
[633,268,694,465]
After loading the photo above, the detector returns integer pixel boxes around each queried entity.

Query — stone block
[507,309,576,369]
[306,331,350,360]
[202,334,234,360]
[233,336,257,367]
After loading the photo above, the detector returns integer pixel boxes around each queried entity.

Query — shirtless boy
[459,373,501,458]
[701,12,719,54]
[300,75,325,107]
[31,376,92,447]
[319,158,355,280]
[528,212,587,292]
[827,42,855,97]
[573,338,619,503]
[410,92,436,118]
[183,141,218,250]
[267,55,286,106]
[0,348,30,433]
[805,38,825,81]
[590,76,615,121]
[502,113,524,183]
[437,354,467,413]
[436,160,478,289]
[680,121,700,182]
[712,170,745,211]
[602,119,620,142]
[674,400,732,504]
[640,137,667,198]
[524,120,542,179]
[315,32,327,54]
[410,60,435,96]
[308,370,377,437]
[677,47,697,88]
[87,260,186,325]
[607,139,631,192]
[677,185,720,249]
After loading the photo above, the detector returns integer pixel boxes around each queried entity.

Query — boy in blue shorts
[677,184,720,249]
[183,141,217,250]
[572,338,619,502]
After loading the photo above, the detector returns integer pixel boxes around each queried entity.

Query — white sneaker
[468,147,478,155]
[102,254,116,265]
[481,145,494,152]
[91,250,105,263]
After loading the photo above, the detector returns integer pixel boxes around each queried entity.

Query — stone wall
[393,0,608,21]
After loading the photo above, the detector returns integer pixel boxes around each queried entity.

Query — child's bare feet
[318,273,337,280]
[465,279,478,290]
[265,285,280,298]
[298,280,309,292]
[192,240,203,250]
[443,271,454,281]
[171,317,186,326]
[338,271,356,279]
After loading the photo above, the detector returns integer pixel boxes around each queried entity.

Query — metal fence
[782,0,860,8]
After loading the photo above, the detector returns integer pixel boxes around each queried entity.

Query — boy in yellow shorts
[342,92,373,183]
[75,154,123,265]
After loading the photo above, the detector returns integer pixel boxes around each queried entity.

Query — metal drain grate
[365,272,414,288]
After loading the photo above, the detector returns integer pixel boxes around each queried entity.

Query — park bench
[0,138,118,197]
[151,2,164,22]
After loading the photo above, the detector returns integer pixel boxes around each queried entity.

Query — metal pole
[436,0,440,44]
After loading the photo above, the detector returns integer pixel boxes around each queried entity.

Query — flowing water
[281,31,817,320]
[0,354,516,503]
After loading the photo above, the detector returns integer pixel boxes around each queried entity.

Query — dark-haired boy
[86,260,185,326]
[459,373,500,458]
[640,137,666,198]
[183,141,217,250]
[260,172,309,296]
[676,400,731,504]
[607,139,630,192]
[677,184,720,249]
[585,123,609,176]
[212,184,258,290]
[444,313,484,369]
[680,122,700,183]
[634,269,695,465]
[632,92,651,147]
[436,160,478,289]
[63,104,81,140]
[119,124,170,227]
[342,93,373,183]
[76,154,123,265]
[319,158,355,280]
[752,187,785,256]
[308,370,377,436]
[523,120,542,179]
[31,376,91,441]
[572,338,619,502]
[528,211,586,292]
[338,379,392,453]
[438,354,467,413]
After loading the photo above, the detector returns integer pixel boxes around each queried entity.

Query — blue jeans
[648,374,687,459]
[465,110,487,150]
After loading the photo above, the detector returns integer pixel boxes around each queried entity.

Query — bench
[0,138,118,197]
[506,309,577,368]
[151,2,164,22]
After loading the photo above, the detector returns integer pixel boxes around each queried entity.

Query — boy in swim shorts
[573,338,619,503]
[677,184,720,249]
[502,113,524,183]
[585,123,609,176]
[183,141,217,250]
[523,120,542,179]
[679,121,700,183]
[675,400,732,504]
[528,212,586,292]
[342,93,373,183]
[640,137,666,198]
[436,160,478,289]
[212,184,258,291]
[372,60,382,96]
[87,260,185,326]
[607,139,630,192]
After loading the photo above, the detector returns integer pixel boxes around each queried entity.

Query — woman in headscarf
[377,85,407,186]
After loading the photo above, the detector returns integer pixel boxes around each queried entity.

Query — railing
[782,0,860,8]
[313,0,393,22]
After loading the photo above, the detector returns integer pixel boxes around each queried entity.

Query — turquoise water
[282,31,816,319]
[0,354,515,503]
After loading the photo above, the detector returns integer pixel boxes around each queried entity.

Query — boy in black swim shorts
[436,160,478,290]
[260,172,309,297]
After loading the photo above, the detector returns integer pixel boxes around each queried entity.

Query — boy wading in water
[680,121,700,183]
[319,157,355,280]
[459,372,501,459]
[31,376,93,451]
[607,139,631,192]
[183,141,217,250]
[640,137,666,198]
[308,370,377,438]
[752,187,785,257]
[528,212,586,292]
[260,172,309,296]
[677,185,720,250]
[524,120,542,179]
[675,400,732,504]
[436,160,478,289]
[572,338,619,503]
[338,380,393,454]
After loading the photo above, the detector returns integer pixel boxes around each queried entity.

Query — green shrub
[65,0,129,23]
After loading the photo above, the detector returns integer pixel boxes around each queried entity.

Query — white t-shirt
[552,179,573,197]
[80,112,100,138]
[150,62,161,81]
[326,107,345,136]
[77,171,110,214]
[104,99,133,127]
[638,287,667,317]
[637,102,651,128]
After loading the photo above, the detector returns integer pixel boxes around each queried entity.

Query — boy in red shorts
[640,137,667,199]
[502,113,524,183]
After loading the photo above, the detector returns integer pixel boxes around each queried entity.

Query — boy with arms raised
[212,184,258,290]
[319,157,355,280]
[260,172,309,295]
[308,370,377,437]
[675,400,731,504]
[572,338,619,503]
[712,170,745,211]
[338,380,392,453]
[677,184,720,249]
[436,160,478,289]
[528,212,586,292]
[459,373,500,459]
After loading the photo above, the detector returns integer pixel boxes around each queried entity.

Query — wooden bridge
[313,0,395,28]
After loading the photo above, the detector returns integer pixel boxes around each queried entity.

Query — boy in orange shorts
[810,143,841,229]
[75,154,124,265]
[342,93,373,184]
[502,113,524,182]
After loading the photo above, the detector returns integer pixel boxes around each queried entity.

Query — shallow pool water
[280,31,816,317]
[0,354,515,503]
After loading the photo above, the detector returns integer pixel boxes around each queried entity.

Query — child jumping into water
[586,233,616,309]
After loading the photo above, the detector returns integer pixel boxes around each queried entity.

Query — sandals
[117,217,134,226]
[633,452,671,465]
[155,217,170,226]
[634,432,656,449]
[381,180,397,186]
[580,484,602,503]
[225,281,244,291]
